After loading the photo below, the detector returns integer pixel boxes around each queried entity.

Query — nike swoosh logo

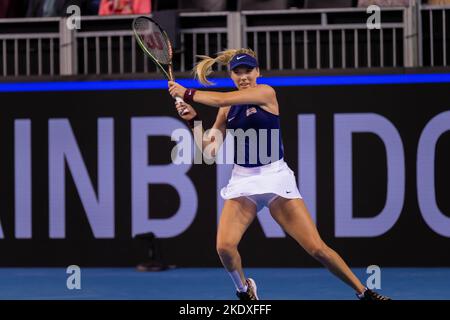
[236,56,245,60]
[228,117,235,122]
[286,191,292,194]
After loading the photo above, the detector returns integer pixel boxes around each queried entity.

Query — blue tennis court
[0,268,448,300]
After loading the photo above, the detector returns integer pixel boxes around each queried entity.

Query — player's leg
[269,197,366,294]
[217,197,258,299]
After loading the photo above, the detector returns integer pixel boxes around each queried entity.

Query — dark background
[0,79,449,267]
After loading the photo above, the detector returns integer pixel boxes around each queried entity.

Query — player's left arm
[168,81,276,108]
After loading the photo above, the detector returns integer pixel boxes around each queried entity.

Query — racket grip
[175,97,189,116]
[175,97,184,104]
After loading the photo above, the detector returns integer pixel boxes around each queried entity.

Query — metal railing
[242,8,407,70]
[0,5,449,78]
[75,15,143,76]
[0,18,60,77]
[72,12,229,75]
[420,5,450,67]
[178,12,229,72]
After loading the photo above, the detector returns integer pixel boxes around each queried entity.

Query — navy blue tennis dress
[220,104,302,211]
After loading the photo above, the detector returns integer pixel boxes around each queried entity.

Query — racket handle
[175,97,184,104]
[175,97,189,116]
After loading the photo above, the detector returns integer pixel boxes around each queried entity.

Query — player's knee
[216,242,237,258]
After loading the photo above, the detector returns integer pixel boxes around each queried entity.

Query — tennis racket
[132,16,188,115]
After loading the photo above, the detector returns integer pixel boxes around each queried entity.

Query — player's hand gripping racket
[132,16,188,115]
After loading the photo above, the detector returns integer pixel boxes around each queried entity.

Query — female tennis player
[168,48,390,301]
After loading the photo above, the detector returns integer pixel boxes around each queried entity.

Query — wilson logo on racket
[144,32,164,50]
[132,16,188,115]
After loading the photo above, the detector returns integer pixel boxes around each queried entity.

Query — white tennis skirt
[220,158,302,211]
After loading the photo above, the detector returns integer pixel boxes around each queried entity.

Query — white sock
[357,287,368,299]
[228,270,248,292]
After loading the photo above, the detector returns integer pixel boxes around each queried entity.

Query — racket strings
[134,18,172,65]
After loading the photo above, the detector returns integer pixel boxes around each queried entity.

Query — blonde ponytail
[193,48,257,86]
